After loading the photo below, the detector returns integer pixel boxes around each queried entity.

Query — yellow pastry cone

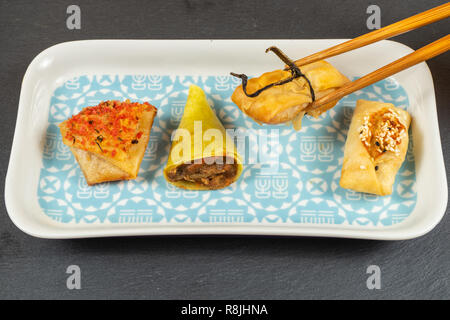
[164,85,243,190]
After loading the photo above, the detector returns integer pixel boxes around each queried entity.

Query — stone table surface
[0,0,448,299]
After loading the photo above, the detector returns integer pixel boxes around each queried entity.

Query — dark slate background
[0,0,448,299]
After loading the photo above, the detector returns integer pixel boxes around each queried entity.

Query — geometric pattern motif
[38,75,416,226]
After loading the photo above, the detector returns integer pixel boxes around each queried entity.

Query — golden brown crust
[339,100,411,196]
[71,147,130,186]
[231,60,349,126]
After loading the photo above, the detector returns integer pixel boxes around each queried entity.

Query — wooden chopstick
[294,2,450,67]
[305,34,450,113]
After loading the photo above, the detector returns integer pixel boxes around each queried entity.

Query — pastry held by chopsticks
[164,85,243,190]
[340,100,411,196]
[231,47,349,130]
[59,100,157,185]
[232,3,449,130]
[291,3,450,114]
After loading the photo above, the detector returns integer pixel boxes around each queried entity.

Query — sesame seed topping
[358,108,406,159]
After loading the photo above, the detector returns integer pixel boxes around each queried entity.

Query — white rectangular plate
[5,40,447,239]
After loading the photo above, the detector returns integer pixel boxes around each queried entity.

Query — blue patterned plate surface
[38,75,416,226]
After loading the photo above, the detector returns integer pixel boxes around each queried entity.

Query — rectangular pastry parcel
[340,99,411,196]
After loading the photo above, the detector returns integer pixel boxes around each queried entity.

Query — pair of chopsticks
[302,2,450,112]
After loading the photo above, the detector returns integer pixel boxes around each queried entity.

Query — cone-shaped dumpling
[164,85,243,190]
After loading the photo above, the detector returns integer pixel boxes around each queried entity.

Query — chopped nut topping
[359,108,406,159]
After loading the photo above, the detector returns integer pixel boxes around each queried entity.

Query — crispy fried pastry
[59,100,157,185]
